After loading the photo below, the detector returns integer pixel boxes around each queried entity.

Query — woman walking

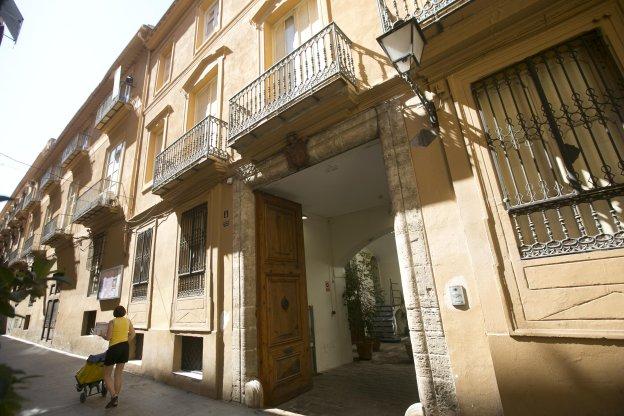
[102,305,135,408]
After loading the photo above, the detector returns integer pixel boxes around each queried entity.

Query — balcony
[20,190,41,212]
[95,83,132,130]
[228,23,357,158]
[41,215,72,246]
[61,133,89,168]
[7,207,21,227]
[40,165,61,193]
[376,0,471,31]
[21,234,44,258]
[73,179,123,226]
[152,115,229,195]
[7,249,20,266]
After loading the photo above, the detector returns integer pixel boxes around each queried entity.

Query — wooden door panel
[256,192,311,406]
[267,275,301,344]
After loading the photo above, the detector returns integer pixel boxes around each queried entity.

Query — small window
[23,315,30,330]
[144,123,165,185]
[28,296,34,306]
[132,333,144,360]
[155,46,173,91]
[203,2,219,41]
[49,283,56,295]
[180,336,203,373]
[82,310,97,336]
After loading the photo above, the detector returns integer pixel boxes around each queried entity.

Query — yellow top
[109,317,130,347]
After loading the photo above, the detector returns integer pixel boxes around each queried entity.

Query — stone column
[377,102,459,416]
[231,178,258,403]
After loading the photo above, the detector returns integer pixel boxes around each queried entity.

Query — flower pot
[372,338,381,352]
[357,339,373,360]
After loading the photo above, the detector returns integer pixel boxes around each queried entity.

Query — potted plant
[343,252,377,360]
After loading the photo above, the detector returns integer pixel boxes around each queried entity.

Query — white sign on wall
[97,265,123,300]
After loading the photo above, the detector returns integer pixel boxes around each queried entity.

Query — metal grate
[376,0,469,32]
[473,31,624,259]
[87,234,106,296]
[180,336,203,372]
[177,204,207,298]
[132,228,153,302]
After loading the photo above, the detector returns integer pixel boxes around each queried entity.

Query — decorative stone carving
[283,133,309,171]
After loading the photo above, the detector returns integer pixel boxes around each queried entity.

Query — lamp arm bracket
[400,73,439,129]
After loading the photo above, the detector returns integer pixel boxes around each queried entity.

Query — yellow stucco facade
[2,1,624,415]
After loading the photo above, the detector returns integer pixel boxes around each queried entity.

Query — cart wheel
[80,391,87,403]
[101,382,107,397]
[76,383,82,392]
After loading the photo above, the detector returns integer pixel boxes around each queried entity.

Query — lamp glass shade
[377,17,426,75]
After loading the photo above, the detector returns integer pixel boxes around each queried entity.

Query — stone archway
[231,102,459,416]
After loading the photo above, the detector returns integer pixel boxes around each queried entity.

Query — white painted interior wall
[303,206,402,373]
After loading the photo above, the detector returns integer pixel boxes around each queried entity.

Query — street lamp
[377,17,439,146]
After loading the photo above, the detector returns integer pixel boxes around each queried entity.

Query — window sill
[141,181,153,194]
[173,370,203,381]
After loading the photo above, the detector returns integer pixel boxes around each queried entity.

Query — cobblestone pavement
[0,336,266,416]
[277,343,419,416]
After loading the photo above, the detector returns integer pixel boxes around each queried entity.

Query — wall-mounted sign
[98,265,123,300]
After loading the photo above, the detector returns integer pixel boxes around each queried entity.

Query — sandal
[105,396,118,408]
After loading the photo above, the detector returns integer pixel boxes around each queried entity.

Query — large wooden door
[256,192,312,406]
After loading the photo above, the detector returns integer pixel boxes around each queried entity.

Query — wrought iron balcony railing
[7,248,19,265]
[6,206,21,227]
[40,165,61,192]
[73,178,122,224]
[20,189,41,212]
[61,133,90,168]
[376,0,470,32]
[153,115,228,192]
[41,215,71,245]
[228,23,356,143]
[95,83,132,130]
[21,234,42,257]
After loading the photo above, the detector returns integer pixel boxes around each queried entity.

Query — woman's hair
[113,305,126,318]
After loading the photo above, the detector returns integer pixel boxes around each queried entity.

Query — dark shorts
[104,341,129,366]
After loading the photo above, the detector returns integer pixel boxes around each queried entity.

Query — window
[192,78,217,126]
[41,299,59,341]
[82,310,97,336]
[473,31,624,259]
[180,336,203,373]
[155,46,173,91]
[177,204,207,298]
[132,228,153,302]
[131,333,144,360]
[87,233,106,296]
[200,1,219,44]
[66,182,78,221]
[49,283,56,295]
[104,143,124,197]
[145,122,165,184]
[28,296,34,307]
[271,0,321,63]
[23,315,30,330]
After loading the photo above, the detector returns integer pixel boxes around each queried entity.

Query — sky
[0,0,173,210]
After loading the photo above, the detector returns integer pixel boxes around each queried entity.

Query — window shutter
[133,231,145,284]
[140,228,153,284]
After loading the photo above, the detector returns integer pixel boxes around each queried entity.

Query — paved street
[0,336,273,416]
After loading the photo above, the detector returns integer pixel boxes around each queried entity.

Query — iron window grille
[23,315,30,330]
[180,336,203,373]
[41,299,59,341]
[87,233,106,296]
[132,333,144,360]
[82,310,97,336]
[473,31,624,259]
[177,204,207,298]
[132,228,153,302]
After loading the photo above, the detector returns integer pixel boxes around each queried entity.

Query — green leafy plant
[343,251,378,340]
[0,258,69,416]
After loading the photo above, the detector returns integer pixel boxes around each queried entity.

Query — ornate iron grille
[178,204,207,298]
[180,336,203,372]
[39,165,61,191]
[376,0,470,32]
[228,23,356,141]
[132,228,153,302]
[473,31,624,259]
[153,115,228,191]
[95,82,132,128]
[87,233,106,296]
[73,178,121,223]
[61,133,89,167]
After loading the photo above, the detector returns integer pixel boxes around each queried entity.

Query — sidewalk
[0,336,289,416]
